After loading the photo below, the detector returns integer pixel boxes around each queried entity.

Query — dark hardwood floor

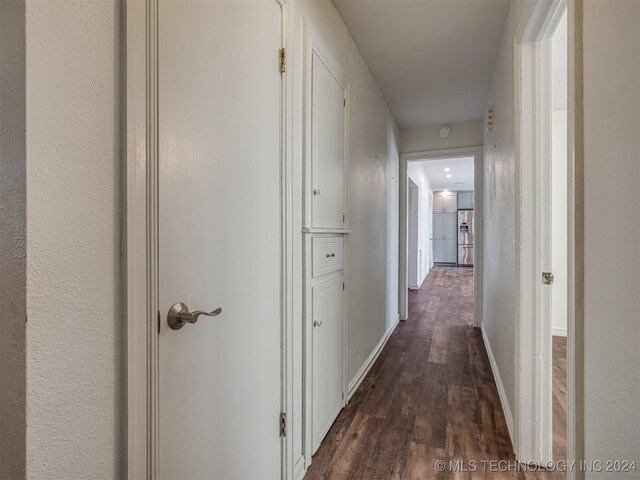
[304,266,564,480]
[552,336,567,464]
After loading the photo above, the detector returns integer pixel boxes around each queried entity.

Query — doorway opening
[400,147,483,326]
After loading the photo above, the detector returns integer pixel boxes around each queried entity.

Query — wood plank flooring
[552,336,567,463]
[304,266,565,480]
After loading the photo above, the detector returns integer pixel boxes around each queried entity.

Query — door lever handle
[167,302,222,330]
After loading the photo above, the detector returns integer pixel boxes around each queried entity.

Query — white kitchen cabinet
[433,192,444,214]
[433,191,457,213]
[443,192,457,213]
[443,213,458,263]
[433,213,457,264]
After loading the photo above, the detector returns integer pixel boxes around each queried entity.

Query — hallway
[305,267,562,479]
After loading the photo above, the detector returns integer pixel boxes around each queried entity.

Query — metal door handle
[167,302,222,330]
[313,320,322,327]
[326,253,335,258]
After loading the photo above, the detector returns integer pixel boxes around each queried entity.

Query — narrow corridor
[305,266,563,479]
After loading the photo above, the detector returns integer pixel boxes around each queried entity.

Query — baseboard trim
[480,322,514,446]
[408,284,419,290]
[552,327,567,337]
[347,315,399,400]
[294,455,306,480]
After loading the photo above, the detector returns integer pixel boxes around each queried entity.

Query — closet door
[312,276,344,453]
[311,53,346,229]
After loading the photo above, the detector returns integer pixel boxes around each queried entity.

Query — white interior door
[311,53,346,229]
[158,1,282,478]
[312,277,344,453]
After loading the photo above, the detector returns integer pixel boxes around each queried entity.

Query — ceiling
[332,0,511,129]
[419,156,474,190]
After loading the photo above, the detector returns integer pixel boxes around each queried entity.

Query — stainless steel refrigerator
[457,210,474,266]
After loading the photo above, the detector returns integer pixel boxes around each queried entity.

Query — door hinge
[542,272,554,285]
[343,282,345,290]
[279,48,286,74]
[279,412,286,437]
[343,214,345,223]
[343,98,346,107]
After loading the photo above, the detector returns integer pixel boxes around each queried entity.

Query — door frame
[123,1,293,478]
[514,0,583,475]
[399,146,484,325]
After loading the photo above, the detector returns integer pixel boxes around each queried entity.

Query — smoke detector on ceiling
[439,125,452,138]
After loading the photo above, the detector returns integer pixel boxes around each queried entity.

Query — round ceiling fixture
[439,125,452,138]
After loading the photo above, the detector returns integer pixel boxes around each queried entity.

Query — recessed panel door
[158,1,282,478]
[312,53,346,229]
[312,277,344,453]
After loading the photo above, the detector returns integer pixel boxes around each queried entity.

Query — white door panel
[312,277,344,453]
[158,1,282,478]
[312,54,345,229]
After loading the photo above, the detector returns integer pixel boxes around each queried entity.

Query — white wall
[582,1,640,474]
[400,119,483,153]
[25,1,122,478]
[289,0,400,466]
[481,0,531,423]
[407,162,433,286]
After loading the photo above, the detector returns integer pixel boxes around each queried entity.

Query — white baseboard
[347,314,399,400]
[294,455,305,480]
[480,323,514,446]
[552,327,567,337]
[408,284,419,290]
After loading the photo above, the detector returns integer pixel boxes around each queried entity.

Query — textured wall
[0,0,27,477]
[582,0,640,474]
[400,120,484,154]
[289,0,400,466]
[25,1,122,478]
[481,0,532,422]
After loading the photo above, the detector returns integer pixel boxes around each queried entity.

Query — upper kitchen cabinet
[457,191,474,209]
[434,191,457,214]
[304,25,348,230]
